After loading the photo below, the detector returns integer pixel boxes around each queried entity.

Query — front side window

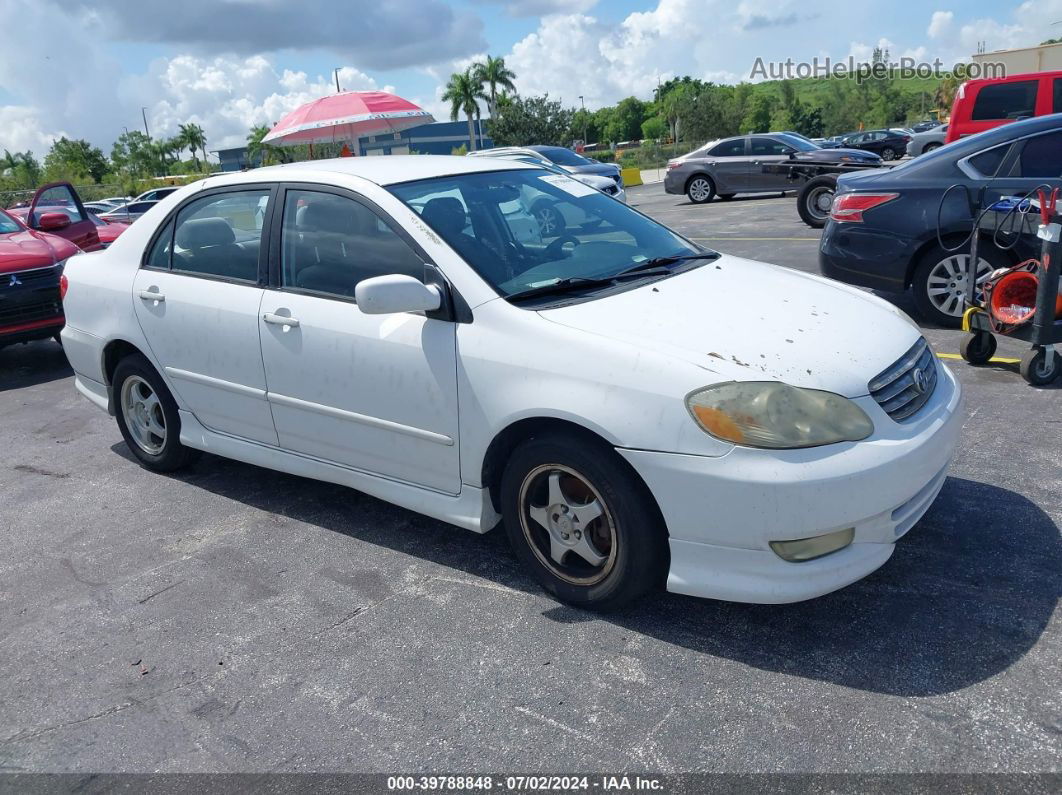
[389,169,704,301]
[971,81,1038,120]
[32,184,86,224]
[165,189,269,282]
[750,137,791,156]
[280,189,423,299]
[708,139,746,157]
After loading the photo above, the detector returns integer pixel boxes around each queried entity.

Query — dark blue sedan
[819,114,1062,326]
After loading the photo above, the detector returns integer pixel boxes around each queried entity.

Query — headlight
[686,382,874,449]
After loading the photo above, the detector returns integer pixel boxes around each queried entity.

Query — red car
[0,207,81,347]
[946,70,1062,143]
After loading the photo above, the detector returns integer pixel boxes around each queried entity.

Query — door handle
[263,312,300,328]
[139,290,165,302]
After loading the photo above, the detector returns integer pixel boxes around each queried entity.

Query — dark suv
[819,114,1062,326]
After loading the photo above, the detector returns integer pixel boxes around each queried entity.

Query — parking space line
[936,352,1021,364]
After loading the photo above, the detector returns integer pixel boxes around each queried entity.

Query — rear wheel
[500,433,667,611]
[881,147,897,161]
[912,244,1005,327]
[923,142,942,154]
[532,201,566,236]
[686,175,715,204]
[113,354,200,472]
[796,176,837,228]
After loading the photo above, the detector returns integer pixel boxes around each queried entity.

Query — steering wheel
[544,235,581,260]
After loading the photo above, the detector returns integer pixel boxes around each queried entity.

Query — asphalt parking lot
[1,182,1059,776]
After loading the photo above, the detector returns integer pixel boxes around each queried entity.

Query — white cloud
[474,0,598,16]
[927,11,954,38]
[0,107,68,155]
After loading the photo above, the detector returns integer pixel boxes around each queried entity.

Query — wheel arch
[100,338,152,414]
[479,416,667,536]
[684,172,715,194]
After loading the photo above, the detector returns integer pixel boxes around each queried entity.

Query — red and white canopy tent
[262,91,434,156]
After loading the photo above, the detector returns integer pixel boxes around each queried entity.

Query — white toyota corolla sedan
[60,156,963,610]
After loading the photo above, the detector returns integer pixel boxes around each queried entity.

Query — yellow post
[621,167,643,187]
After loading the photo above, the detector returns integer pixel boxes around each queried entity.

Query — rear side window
[967,145,1009,177]
[167,189,270,282]
[709,139,745,157]
[971,81,1038,121]
[1018,132,1062,179]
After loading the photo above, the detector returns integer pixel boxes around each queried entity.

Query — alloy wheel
[121,375,167,455]
[518,464,617,586]
[536,206,560,236]
[688,178,711,202]
[926,254,993,318]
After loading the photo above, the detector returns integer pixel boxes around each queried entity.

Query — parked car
[946,70,1062,143]
[777,131,840,149]
[9,206,129,249]
[665,133,881,203]
[474,145,623,187]
[100,200,158,224]
[906,125,949,157]
[840,129,911,161]
[911,121,943,134]
[61,155,962,609]
[0,207,79,348]
[820,114,1062,326]
[19,182,103,252]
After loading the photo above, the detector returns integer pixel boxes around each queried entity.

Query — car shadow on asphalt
[125,443,1058,699]
[0,339,73,392]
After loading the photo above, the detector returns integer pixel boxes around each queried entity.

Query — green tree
[442,68,486,151]
[246,124,282,166]
[178,123,207,171]
[43,137,109,183]
[0,150,42,188]
[472,55,517,118]
[640,116,667,140]
[605,97,647,143]
[487,94,574,147]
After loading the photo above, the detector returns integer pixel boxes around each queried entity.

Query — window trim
[267,182,436,303]
[140,183,278,287]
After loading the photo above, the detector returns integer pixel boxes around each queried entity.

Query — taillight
[666,160,679,170]
[829,193,899,223]
[60,273,69,300]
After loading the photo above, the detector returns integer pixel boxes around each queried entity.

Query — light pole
[334,68,342,93]
[141,107,151,140]
[578,95,588,146]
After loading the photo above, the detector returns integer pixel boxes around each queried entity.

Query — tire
[880,147,897,161]
[923,142,942,154]
[718,193,736,201]
[796,176,837,228]
[685,174,715,204]
[500,432,667,611]
[959,332,996,365]
[532,201,566,237]
[113,353,200,472]
[1020,346,1060,386]
[911,244,1009,327]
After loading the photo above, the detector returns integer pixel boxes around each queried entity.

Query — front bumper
[619,364,964,603]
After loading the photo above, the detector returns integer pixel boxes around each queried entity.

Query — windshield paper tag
[539,174,598,198]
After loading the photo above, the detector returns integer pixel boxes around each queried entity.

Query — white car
[60,156,963,610]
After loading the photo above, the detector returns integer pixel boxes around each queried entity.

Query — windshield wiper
[615,251,720,277]
[506,275,624,302]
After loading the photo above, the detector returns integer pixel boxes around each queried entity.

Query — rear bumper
[619,364,964,603]
[663,171,684,195]
[819,222,915,291]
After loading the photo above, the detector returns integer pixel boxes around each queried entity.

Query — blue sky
[0,0,1057,157]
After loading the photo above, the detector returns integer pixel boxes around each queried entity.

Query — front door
[132,187,279,445]
[748,136,794,191]
[259,186,461,494]
[29,183,101,251]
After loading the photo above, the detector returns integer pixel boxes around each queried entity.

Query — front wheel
[113,354,200,472]
[685,175,715,204]
[880,147,897,161]
[500,433,667,611]
[796,176,837,228]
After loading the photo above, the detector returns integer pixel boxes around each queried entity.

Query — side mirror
[37,212,71,231]
[355,274,442,315]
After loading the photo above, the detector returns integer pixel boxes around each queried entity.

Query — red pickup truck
[946,70,1062,143]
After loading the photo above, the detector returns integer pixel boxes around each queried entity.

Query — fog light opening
[770,527,855,562]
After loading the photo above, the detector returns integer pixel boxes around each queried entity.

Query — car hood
[564,162,620,178]
[537,254,921,398]
[795,148,881,163]
[0,230,69,273]
[570,172,617,190]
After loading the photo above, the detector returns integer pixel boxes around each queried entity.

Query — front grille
[0,295,62,326]
[4,265,58,286]
[869,337,938,421]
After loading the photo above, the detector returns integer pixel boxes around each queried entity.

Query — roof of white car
[205,155,536,189]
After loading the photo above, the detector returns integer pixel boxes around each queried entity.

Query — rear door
[705,138,752,192]
[28,183,100,251]
[132,185,279,445]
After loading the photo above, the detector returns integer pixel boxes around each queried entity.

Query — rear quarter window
[971,81,1038,121]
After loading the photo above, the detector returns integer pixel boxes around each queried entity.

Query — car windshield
[775,134,818,152]
[538,147,592,166]
[388,168,706,301]
[0,210,21,234]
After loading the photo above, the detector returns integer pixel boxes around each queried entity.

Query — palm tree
[178,123,207,171]
[442,68,486,151]
[246,124,277,167]
[473,55,517,119]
